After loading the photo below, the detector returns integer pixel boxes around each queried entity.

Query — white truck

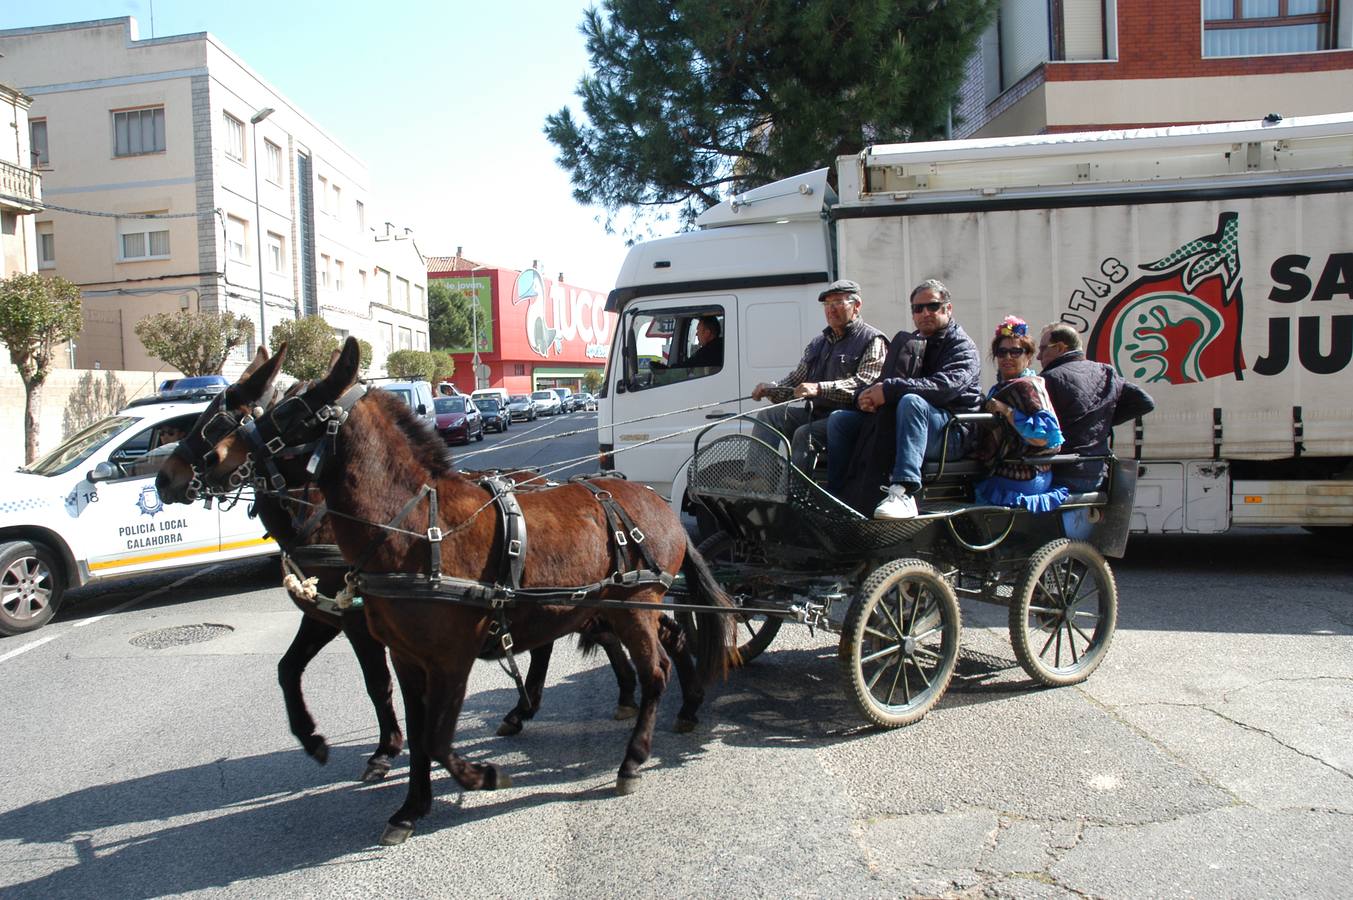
[597,112,1353,535]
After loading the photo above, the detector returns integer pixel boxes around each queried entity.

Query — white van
[471,388,510,407]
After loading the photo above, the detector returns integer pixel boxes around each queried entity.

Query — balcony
[0,159,42,212]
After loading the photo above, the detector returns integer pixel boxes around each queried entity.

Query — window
[331,184,342,221]
[317,175,328,212]
[320,253,331,287]
[416,332,427,351]
[398,326,413,350]
[30,119,49,167]
[413,284,426,317]
[1204,0,1333,56]
[223,112,245,162]
[396,277,411,310]
[335,259,345,292]
[355,200,365,231]
[119,215,171,260]
[38,223,56,267]
[513,364,526,376]
[620,306,726,390]
[226,215,248,262]
[359,269,368,296]
[382,320,394,354]
[380,269,392,304]
[265,140,283,184]
[113,106,166,157]
[267,231,285,273]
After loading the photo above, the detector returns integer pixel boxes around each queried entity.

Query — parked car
[471,388,511,407]
[0,398,278,636]
[580,392,598,411]
[474,397,510,433]
[382,380,437,428]
[531,389,562,416]
[126,374,231,408]
[551,387,576,413]
[507,395,537,422]
[434,395,484,444]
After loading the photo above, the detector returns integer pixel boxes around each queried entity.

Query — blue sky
[2,0,635,290]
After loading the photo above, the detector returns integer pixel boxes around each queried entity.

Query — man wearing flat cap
[748,279,888,472]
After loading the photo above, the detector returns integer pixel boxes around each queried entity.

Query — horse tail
[575,618,616,657]
[680,535,740,683]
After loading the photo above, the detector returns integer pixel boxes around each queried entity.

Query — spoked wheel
[839,559,960,728]
[1008,539,1117,687]
[692,530,782,662]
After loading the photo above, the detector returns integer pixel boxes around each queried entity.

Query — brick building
[954,0,1353,138]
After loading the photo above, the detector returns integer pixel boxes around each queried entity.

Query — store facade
[428,259,615,396]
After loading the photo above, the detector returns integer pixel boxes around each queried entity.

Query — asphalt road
[2,420,1350,898]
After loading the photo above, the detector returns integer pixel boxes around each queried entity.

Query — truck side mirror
[416,403,427,415]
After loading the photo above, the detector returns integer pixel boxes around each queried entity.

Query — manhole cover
[130,623,234,649]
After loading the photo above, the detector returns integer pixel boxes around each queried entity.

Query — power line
[0,192,217,219]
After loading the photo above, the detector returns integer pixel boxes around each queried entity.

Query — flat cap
[818,279,861,302]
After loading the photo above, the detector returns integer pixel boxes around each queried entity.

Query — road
[1,415,1350,898]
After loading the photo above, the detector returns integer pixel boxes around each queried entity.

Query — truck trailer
[597,113,1353,535]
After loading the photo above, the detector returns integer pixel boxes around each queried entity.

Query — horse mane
[366,388,455,477]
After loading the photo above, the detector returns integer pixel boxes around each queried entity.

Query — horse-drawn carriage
[677,418,1134,728]
[156,339,1134,842]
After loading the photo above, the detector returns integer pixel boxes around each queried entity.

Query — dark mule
[155,355,648,772]
[194,339,736,845]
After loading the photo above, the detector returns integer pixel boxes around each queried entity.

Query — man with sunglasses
[747,279,888,472]
[827,279,982,519]
[1036,323,1155,493]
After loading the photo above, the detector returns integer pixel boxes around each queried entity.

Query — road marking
[74,564,223,627]
[0,633,61,663]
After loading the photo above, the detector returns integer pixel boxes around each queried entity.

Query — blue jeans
[827,394,961,494]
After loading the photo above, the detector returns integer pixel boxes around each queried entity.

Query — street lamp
[467,264,487,390]
[249,106,275,351]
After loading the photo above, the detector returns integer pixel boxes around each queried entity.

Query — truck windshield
[21,416,137,476]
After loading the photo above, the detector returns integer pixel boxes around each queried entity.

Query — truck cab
[598,169,837,506]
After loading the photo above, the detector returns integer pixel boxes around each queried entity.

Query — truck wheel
[0,540,66,636]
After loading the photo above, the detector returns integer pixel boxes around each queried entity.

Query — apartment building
[954,0,1353,138]
[0,17,427,373]
[1,82,41,277]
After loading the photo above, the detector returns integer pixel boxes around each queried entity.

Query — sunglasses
[911,301,945,314]
[994,347,1028,358]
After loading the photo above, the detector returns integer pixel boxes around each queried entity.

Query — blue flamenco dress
[974,371,1069,513]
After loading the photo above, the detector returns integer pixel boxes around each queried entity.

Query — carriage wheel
[692,530,782,663]
[1008,539,1117,687]
[839,559,960,729]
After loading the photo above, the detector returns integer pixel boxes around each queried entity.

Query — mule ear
[326,348,341,370]
[241,341,287,402]
[316,336,360,399]
[239,344,270,380]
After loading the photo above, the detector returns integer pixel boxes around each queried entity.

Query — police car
[0,396,277,636]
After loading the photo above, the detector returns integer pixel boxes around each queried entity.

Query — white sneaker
[873,484,918,519]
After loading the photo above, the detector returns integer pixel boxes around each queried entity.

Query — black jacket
[875,320,983,416]
[1040,350,1155,486]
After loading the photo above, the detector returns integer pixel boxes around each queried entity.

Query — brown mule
[182,339,737,844]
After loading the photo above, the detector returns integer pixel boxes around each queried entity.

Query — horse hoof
[379,823,414,846]
[361,758,392,783]
[613,704,639,721]
[305,737,330,766]
[674,717,698,734]
[496,720,524,737]
[615,775,641,796]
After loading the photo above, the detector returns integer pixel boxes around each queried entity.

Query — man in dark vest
[748,279,888,472]
[1037,322,1155,492]
[828,278,983,519]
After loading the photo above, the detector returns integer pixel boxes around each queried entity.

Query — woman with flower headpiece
[972,316,1068,512]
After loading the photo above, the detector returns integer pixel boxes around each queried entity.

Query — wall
[0,365,178,470]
